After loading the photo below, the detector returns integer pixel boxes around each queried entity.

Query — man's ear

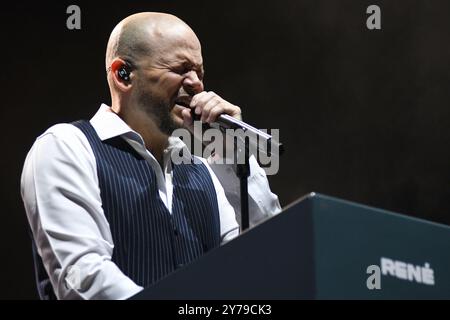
[110,59,132,91]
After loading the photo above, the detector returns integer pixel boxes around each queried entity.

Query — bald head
[105,12,200,70]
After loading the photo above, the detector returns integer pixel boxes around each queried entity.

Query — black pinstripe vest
[72,120,221,287]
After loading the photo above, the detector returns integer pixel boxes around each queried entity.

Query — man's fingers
[190,91,242,122]
[191,91,212,109]
[207,105,226,123]
[208,103,241,122]
[191,91,214,114]
[222,103,241,118]
[201,97,222,122]
[181,107,193,130]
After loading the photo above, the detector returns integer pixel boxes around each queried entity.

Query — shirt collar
[89,104,192,160]
[90,104,134,141]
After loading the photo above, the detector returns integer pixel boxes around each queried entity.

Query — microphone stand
[236,137,250,231]
[212,114,284,233]
[190,111,283,233]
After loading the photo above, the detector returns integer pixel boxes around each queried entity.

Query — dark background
[1,0,450,299]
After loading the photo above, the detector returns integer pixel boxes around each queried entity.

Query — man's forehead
[140,24,203,66]
[151,23,201,49]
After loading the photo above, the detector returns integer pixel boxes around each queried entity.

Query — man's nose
[182,71,204,96]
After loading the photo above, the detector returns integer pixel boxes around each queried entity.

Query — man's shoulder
[23,121,96,174]
[29,122,93,158]
[36,122,87,143]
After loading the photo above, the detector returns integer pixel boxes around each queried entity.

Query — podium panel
[131,193,450,299]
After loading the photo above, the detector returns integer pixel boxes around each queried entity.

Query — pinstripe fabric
[72,120,221,287]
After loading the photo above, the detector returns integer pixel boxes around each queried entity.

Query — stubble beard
[137,91,182,136]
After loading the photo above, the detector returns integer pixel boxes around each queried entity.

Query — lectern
[131,193,450,299]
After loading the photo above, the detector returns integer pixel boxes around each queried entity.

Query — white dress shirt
[21,104,281,300]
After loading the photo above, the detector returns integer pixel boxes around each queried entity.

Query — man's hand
[178,91,242,131]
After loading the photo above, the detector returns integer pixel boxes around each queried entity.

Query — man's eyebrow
[170,53,203,67]
[181,60,203,69]
[171,61,204,74]
[193,63,204,73]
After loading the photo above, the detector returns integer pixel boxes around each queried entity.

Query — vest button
[176,263,184,268]
[174,228,179,236]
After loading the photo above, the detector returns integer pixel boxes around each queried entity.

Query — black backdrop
[1,0,450,299]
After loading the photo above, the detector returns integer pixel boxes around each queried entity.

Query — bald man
[21,12,280,300]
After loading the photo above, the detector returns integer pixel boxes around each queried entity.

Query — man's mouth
[174,96,192,109]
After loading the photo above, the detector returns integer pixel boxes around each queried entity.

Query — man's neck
[111,104,169,166]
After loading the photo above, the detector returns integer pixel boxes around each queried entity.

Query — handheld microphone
[189,108,284,157]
